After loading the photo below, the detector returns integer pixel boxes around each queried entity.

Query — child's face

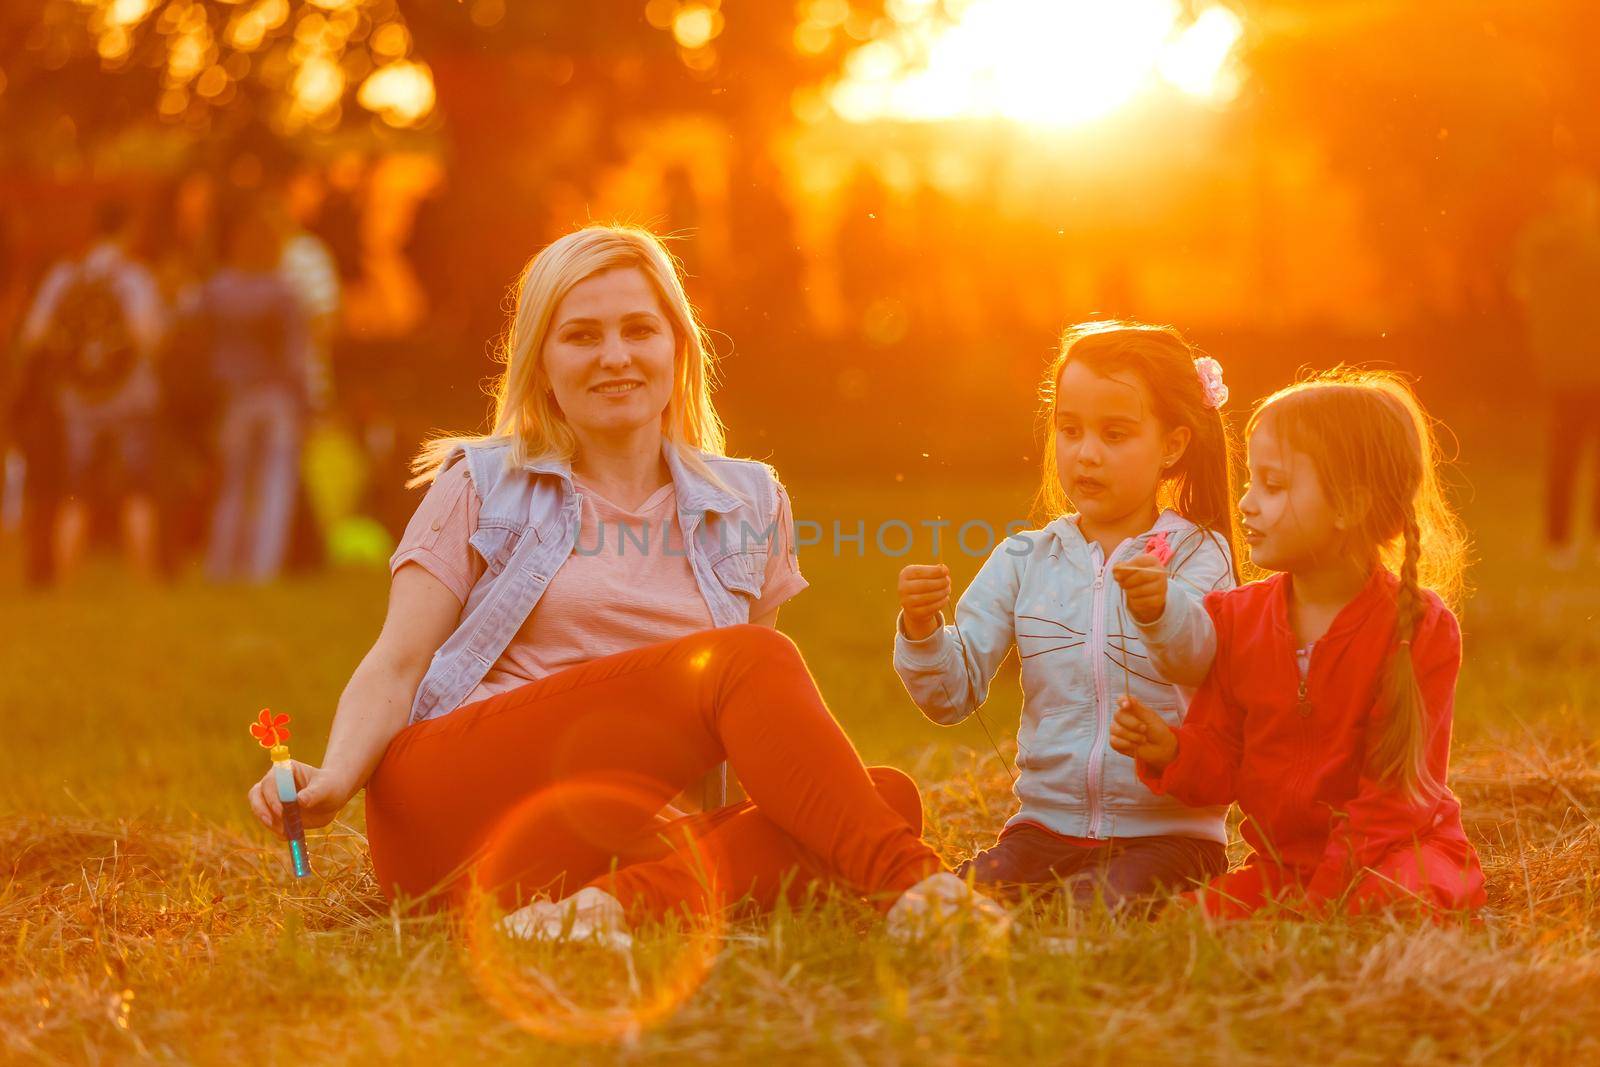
[1054,361,1186,533]
[1239,421,1345,573]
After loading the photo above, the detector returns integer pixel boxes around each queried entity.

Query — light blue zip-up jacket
[408,437,786,725]
[893,509,1234,843]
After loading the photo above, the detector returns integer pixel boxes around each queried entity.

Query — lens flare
[461,778,727,1044]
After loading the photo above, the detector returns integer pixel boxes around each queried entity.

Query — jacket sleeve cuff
[893,611,951,668]
[1136,734,1195,797]
[1136,753,1178,795]
[1132,595,1184,646]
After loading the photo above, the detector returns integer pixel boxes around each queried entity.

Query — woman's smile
[590,378,645,397]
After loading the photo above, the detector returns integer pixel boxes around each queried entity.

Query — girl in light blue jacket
[895,322,1241,908]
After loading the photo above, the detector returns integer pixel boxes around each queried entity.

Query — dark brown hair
[1036,320,1242,580]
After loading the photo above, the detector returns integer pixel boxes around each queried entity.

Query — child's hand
[1112,551,1168,624]
[898,563,951,641]
[1109,696,1179,770]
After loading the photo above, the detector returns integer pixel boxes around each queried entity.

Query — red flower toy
[249,708,291,749]
[1144,532,1175,566]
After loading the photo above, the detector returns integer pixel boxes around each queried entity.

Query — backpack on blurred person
[45,267,139,404]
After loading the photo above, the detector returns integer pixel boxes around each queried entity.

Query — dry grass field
[5,440,1600,1065]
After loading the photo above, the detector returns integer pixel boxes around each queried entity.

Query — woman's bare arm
[247,564,462,837]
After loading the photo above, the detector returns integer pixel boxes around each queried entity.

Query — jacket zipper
[1290,636,1318,821]
[1085,550,1115,839]
[1294,640,1315,717]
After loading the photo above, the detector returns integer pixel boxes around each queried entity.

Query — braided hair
[1247,369,1467,803]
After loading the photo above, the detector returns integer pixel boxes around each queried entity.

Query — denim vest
[407,438,784,724]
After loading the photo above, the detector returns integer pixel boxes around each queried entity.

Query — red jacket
[1139,569,1477,904]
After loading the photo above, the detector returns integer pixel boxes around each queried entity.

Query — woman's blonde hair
[410,224,726,486]
[1247,368,1469,804]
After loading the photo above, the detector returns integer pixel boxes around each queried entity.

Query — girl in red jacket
[1109,369,1485,917]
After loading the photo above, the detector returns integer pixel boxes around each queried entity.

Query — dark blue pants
[955,822,1227,909]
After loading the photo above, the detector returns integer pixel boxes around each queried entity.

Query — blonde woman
[246,225,997,943]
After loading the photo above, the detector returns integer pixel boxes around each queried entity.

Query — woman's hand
[1112,551,1168,624]
[247,761,353,839]
[240,564,462,842]
[898,563,951,641]
[1108,696,1179,770]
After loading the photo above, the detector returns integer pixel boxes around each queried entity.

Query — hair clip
[1194,356,1229,409]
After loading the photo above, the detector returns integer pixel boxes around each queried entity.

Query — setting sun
[829,0,1244,126]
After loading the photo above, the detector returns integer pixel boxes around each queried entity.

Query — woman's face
[542,266,677,442]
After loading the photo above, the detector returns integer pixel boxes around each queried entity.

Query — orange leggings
[364,624,943,918]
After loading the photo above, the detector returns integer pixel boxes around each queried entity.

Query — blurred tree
[0,0,889,420]
[393,1,890,355]
[1241,0,1600,323]
[0,0,441,170]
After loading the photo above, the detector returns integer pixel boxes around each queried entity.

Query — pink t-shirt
[390,461,809,707]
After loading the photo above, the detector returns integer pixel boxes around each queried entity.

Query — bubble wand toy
[250,708,312,878]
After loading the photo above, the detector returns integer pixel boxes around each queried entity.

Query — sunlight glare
[290,53,344,121]
[357,60,436,127]
[829,0,1245,127]
[1158,5,1244,98]
[105,0,156,29]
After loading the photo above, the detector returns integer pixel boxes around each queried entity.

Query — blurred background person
[150,174,224,578]
[1513,170,1600,570]
[188,202,312,583]
[5,287,65,588]
[276,171,345,575]
[15,199,166,583]
[277,169,342,413]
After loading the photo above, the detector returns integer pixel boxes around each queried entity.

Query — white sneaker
[499,887,633,952]
[886,871,1012,944]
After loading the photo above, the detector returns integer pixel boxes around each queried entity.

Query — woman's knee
[866,765,923,833]
[721,621,799,654]
[710,623,806,675]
